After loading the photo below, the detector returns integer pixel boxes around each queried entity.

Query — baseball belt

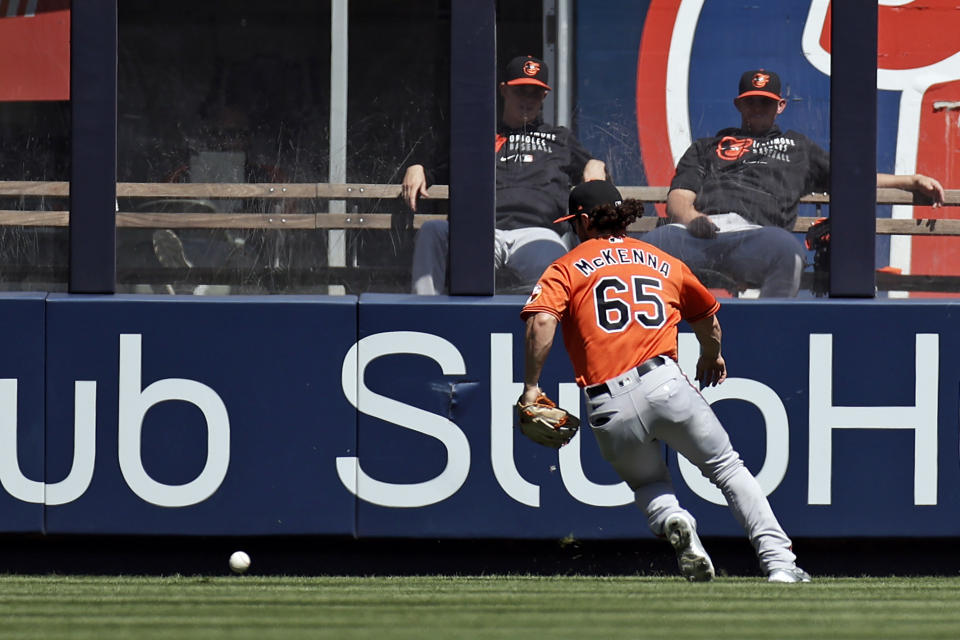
[585,355,667,399]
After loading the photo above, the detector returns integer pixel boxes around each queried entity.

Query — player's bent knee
[706,452,746,487]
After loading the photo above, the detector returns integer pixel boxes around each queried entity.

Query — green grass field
[1,575,959,640]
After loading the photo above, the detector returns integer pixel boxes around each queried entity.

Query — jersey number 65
[593,276,666,332]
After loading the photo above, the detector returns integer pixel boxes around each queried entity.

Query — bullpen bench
[0,181,957,294]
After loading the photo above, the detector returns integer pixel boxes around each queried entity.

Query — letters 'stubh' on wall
[0,293,958,538]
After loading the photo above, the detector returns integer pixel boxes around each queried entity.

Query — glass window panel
[118,0,450,295]
[574,1,958,298]
[0,1,70,292]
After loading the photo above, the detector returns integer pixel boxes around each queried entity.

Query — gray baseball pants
[411,220,569,294]
[585,356,797,573]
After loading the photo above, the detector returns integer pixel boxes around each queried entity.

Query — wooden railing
[1,181,958,293]
[1,181,957,232]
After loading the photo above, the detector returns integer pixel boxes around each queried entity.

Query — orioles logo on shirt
[752,72,771,88]
[525,283,542,305]
[716,136,754,161]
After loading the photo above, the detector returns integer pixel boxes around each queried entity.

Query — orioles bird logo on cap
[523,60,541,77]
[752,73,771,88]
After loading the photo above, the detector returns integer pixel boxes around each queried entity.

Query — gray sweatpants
[411,220,569,295]
[640,224,805,297]
[585,357,797,573]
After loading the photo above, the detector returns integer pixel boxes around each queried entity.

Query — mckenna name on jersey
[573,244,672,279]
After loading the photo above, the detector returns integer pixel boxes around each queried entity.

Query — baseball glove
[516,392,580,449]
[805,217,831,298]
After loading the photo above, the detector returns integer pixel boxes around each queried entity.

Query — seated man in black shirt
[402,55,606,294]
[642,69,944,297]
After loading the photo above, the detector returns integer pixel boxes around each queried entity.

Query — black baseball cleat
[664,513,715,582]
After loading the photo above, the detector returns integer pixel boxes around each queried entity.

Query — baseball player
[642,69,944,297]
[403,55,606,294]
[519,180,810,582]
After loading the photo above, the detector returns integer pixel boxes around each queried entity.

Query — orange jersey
[520,235,720,387]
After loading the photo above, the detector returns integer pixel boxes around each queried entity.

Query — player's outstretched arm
[517,312,579,449]
[522,312,559,404]
[689,314,726,387]
[877,172,945,207]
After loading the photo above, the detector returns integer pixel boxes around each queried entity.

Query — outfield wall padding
[0,293,957,538]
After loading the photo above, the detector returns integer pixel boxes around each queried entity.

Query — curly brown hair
[587,199,645,235]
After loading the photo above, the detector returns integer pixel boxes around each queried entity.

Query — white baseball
[229,550,251,574]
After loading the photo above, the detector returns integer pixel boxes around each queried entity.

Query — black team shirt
[670,125,831,229]
[494,119,593,232]
[420,118,593,234]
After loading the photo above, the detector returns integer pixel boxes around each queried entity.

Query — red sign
[0,0,70,102]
